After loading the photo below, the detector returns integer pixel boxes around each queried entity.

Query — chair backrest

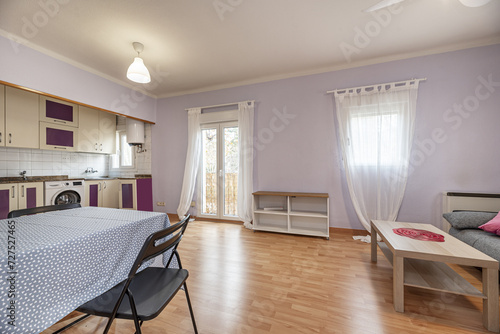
[7,203,82,218]
[128,214,190,278]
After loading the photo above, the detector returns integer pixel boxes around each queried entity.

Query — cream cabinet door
[119,180,137,210]
[17,182,44,210]
[102,179,119,208]
[99,111,116,154]
[0,184,18,219]
[5,87,39,149]
[85,180,102,207]
[39,96,79,127]
[78,106,100,152]
[0,85,5,147]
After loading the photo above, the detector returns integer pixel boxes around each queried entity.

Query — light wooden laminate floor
[44,220,497,334]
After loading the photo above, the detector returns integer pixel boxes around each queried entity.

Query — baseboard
[167,213,242,224]
[167,213,368,235]
[330,227,369,236]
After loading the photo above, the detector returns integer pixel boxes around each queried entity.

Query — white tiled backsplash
[0,122,152,179]
[0,148,109,178]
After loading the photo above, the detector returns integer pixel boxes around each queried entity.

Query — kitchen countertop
[0,174,152,184]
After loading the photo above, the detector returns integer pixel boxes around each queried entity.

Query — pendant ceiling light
[126,42,151,84]
[458,0,491,7]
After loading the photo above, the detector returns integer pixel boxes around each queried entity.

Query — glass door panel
[223,126,238,217]
[201,127,217,216]
[199,122,239,220]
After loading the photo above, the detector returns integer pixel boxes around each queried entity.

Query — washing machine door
[54,191,81,205]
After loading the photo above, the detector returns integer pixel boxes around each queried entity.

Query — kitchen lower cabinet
[119,178,153,211]
[85,179,118,208]
[0,182,44,219]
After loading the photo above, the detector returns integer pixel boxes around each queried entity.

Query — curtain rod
[185,100,254,111]
[326,78,427,94]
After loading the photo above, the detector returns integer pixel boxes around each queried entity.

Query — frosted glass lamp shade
[127,57,151,83]
[458,0,491,7]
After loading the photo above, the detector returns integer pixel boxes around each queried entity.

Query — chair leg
[183,283,198,334]
[133,320,144,334]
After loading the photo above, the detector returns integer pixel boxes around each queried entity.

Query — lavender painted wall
[152,44,500,230]
[0,35,157,123]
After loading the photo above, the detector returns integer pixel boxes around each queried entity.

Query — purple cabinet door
[26,187,37,209]
[45,100,74,122]
[89,184,99,207]
[46,127,74,147]
[121,183,134,209]
[0,189,10,219]
[136,179,153,212]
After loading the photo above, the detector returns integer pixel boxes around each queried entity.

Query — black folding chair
[8,203,81,218]
[55,214,197,334]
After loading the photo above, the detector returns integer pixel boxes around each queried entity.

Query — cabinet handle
[99,144,103,151]
[95,143,98,150]
[0,132,2,143]
[103,182,107,189]
[11,186,15,198]
[9,133,12,144]
[99,182,102,191]
[53,147,67,150]
[53,120,67,124]
[21,185,25,197]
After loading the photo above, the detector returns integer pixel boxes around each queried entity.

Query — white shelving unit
[252,191,329,239]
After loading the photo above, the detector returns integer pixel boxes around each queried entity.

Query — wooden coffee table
[371,220,499,332]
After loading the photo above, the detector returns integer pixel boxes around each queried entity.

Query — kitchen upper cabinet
[0,182,44,219]
[99,110,116,154]
[0,85,4,147]
[5,87,39,149]
[40,96,79,127]
[78,106,116,154]
[40,122,78,151]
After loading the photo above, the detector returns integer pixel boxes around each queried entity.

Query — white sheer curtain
[334,81,419,240]
[237,101,254,229]
[177,108,202,219]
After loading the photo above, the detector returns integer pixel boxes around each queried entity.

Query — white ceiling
[0,0,499,98]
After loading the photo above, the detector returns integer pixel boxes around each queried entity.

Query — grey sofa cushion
[443,211,497,229]
[448,227,489,245]
[473,235,500,268]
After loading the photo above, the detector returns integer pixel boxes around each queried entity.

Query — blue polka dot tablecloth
[0,207,172,334]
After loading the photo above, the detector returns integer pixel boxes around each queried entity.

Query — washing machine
[45,180,85,206]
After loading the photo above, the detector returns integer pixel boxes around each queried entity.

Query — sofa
[443,211,500,268]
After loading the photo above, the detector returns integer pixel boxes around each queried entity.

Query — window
[349,104,402,166]
[111,130,135,169]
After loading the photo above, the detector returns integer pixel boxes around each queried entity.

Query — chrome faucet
[20,170,27,180]
[85,167,98,173]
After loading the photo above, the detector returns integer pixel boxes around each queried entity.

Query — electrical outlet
[157,202,165,206]
[190,201,196,207]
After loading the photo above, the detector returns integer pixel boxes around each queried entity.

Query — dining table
[0,207,172,334]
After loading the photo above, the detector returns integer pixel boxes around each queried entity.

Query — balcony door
[198,121,239,220]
